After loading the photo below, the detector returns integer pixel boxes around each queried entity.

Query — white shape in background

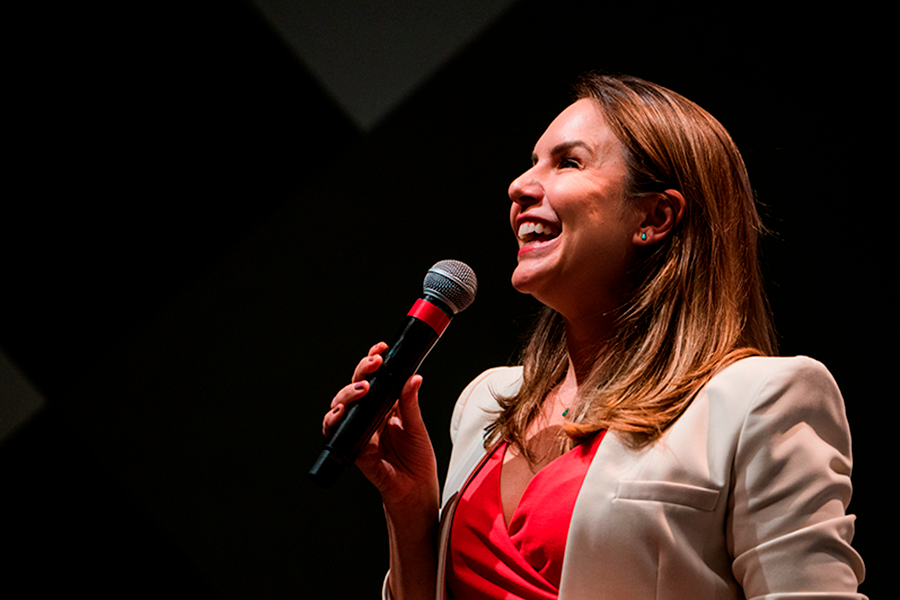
[249,0,517,131]
[0,349,45,442]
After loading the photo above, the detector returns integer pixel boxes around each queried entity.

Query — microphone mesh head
[423,260,477,315]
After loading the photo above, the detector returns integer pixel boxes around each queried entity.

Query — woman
[323,73,866,599]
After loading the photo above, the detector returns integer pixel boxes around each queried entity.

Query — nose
[508,166,543,208]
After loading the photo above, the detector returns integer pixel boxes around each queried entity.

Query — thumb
[396,374,424,426]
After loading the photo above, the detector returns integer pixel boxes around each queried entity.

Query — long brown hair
[488,73,776,455]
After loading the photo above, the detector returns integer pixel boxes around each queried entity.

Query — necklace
[553,387,571,418]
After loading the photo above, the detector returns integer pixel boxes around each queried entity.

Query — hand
[323,342,440,510]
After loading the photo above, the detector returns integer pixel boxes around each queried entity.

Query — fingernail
[331,406,340,414]
[354,383,365,391]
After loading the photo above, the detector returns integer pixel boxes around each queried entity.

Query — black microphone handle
[309,309,445,489]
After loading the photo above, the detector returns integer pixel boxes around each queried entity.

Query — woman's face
[508,98,643,321]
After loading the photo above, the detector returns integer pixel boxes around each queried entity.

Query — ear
[634,189,685,245]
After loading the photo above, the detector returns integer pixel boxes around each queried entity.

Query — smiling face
[509,99,644,322]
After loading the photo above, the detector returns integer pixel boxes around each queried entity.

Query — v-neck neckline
[498,440,586,530]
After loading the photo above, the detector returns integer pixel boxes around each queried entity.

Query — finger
[352,352,385,383]
[367,341,388,357]
[330,380,369,410]
[322,403,343,436]
[324,380,369,436]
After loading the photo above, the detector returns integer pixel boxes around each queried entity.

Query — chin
[511,266,550,299]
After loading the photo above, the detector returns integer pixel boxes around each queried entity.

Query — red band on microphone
[408,298,451,335]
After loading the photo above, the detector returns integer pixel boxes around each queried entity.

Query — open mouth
[517,221,561,244]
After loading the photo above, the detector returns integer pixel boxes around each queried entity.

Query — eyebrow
[532,140,592,164]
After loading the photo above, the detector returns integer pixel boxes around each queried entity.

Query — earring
[641,232,648,241]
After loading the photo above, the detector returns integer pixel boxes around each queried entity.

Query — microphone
[309,260,477,489]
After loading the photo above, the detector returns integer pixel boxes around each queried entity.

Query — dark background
[2,1,883,597]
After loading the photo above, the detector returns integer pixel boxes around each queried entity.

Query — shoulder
[701,355,853,479]
[706,355,846,425]
[679,355,852,472]
[709,355,837,393]
[453,365,523,410]
[700,355,845,424]
[449,366,523,441]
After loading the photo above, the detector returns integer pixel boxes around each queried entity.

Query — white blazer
[384,356,867,599]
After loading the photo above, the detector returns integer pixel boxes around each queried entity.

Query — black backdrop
[2,1,883,597]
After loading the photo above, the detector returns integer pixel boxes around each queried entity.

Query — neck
[561,311,615,387]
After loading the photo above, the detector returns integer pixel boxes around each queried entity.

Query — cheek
[569,213,637,268]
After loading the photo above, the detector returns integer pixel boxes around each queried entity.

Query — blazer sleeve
[727,356,866,598]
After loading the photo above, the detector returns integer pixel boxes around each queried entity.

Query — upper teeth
[518,221,558,239]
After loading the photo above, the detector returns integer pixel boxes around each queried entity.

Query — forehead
[534,98,618,155]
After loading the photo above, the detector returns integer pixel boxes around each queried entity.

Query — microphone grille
[423,260,477,315]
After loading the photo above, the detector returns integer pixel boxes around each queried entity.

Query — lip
[515,214,558,230]
[517,234,560,257]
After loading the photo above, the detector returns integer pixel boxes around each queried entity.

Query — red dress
[447,432,605,599]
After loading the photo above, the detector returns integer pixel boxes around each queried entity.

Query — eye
[559,157,580,169]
